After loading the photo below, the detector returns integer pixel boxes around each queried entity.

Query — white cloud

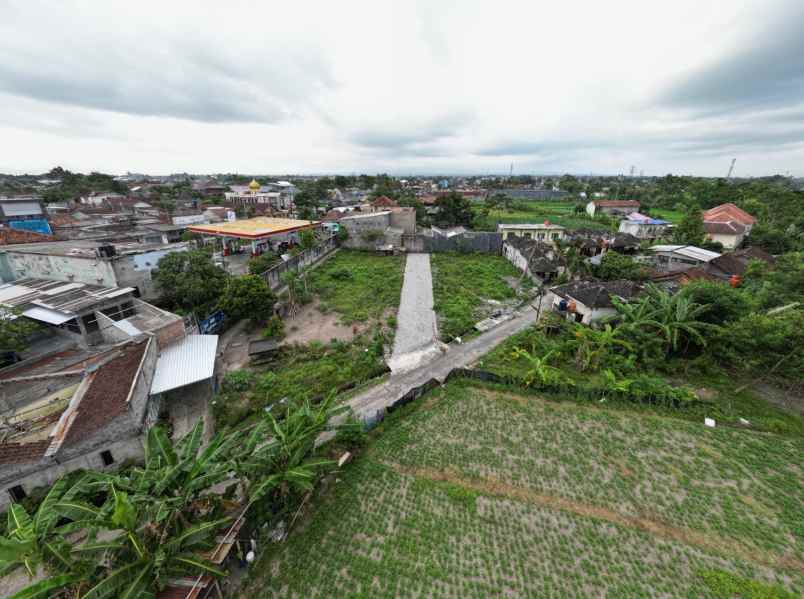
[0,0,802,176]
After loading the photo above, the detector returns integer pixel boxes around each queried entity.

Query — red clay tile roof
[61,341,148,446]
[371,195,398,208]
[322,210,342,221]
[47,214,80,227]
[0,440,50,465]
[703,221,746,235]
[703,203,756,225]
[592,200,640,207]
[0,228,56,245]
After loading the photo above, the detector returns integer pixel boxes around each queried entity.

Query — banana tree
[574,324,635,372]
[236,393,346,508]
[70,486,229,599]
[510,348,567,388]
[645,284,714,354]
[2,474,102,598]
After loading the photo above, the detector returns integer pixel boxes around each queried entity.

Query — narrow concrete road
[345,293,553,424]
[387,253,441,373]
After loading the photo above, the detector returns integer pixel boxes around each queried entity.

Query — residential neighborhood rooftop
[187,217,318,239]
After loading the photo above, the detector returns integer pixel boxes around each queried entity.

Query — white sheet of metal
[0,284,32,304]
[22,306,73,325]
[150,334,218,395]
[1,201,43,216]
[113,319,142,336]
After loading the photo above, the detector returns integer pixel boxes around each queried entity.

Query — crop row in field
[245,380,803,598]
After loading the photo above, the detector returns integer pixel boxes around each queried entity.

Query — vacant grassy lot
[474,199,613,231]
[430,252,524,341]
[247,379,803,598]
[307,250,404,323]
[213,332,389,428]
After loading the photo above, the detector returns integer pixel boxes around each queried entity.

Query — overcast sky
[1,0,803,177]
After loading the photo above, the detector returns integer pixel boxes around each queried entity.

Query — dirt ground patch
[282,300,366,345]
[385,461,803,575]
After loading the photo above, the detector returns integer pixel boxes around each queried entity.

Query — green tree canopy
[154,250,228,316]
[0,312,38,352]
[434,192,474,228]
[594,252,647,281]
[218,275,276,322]
[673,207,706,246]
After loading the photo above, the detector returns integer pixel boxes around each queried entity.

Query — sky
[1,0,803,177]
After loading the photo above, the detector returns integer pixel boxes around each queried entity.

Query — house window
[81,313,99,333]
[100,450,115,466]
[8,485,26,503]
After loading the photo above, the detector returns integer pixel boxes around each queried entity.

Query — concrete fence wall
[401,231,502,254]
[260,236,338,291]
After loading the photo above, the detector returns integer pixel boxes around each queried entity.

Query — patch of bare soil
[384,461,804,574]
[281,300,365,345]
[750,381,804,417]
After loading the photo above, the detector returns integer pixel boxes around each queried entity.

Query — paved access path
[387,253,441,373]
[343,293,552,425]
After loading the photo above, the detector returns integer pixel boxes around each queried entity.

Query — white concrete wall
[5,252,118,287]
[706,232,743,250]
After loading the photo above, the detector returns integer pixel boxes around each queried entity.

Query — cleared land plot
[307,250,405,324]
[248,380,804,598]
[430,252,524,341]
[474,199,612,231]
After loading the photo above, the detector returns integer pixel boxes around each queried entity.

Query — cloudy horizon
[1,0,803,177]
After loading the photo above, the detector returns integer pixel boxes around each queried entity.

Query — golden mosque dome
[248,179,260,191]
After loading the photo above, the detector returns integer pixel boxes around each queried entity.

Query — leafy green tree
[218,275,276,322]
[248,252,279,275]
[0,312,38,352]
[742,252,804,309]
[154,250,228,316]
[681,280,752,325]
[594,252,647,281]
[747,225,792,254]
[299,229,315,250]
[574,324,635,372]
[673,207,706,246]
[434,192,474,228]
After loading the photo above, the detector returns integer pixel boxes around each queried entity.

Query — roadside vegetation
[214,330,390,429]
[306,250,404,324]
[0,397,349,599]
[430,252,526,341]
[244,378,803,598]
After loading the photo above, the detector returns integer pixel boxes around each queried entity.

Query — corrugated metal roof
[650,245,721,262]
[150,335,218,395]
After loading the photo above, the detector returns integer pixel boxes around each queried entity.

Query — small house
[585,200,640,218]
[503,236,566,284]
[618,212,669,240]
[551,279,643,325]
[649,245,721,272]
[497,223,566,244]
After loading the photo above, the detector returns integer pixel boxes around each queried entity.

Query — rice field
[245,379,804,598]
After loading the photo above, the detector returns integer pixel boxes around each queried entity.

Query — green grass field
[307,250,405,323]
[473,199,613,232]
[245,379,804,598]
[430,253,524,341]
